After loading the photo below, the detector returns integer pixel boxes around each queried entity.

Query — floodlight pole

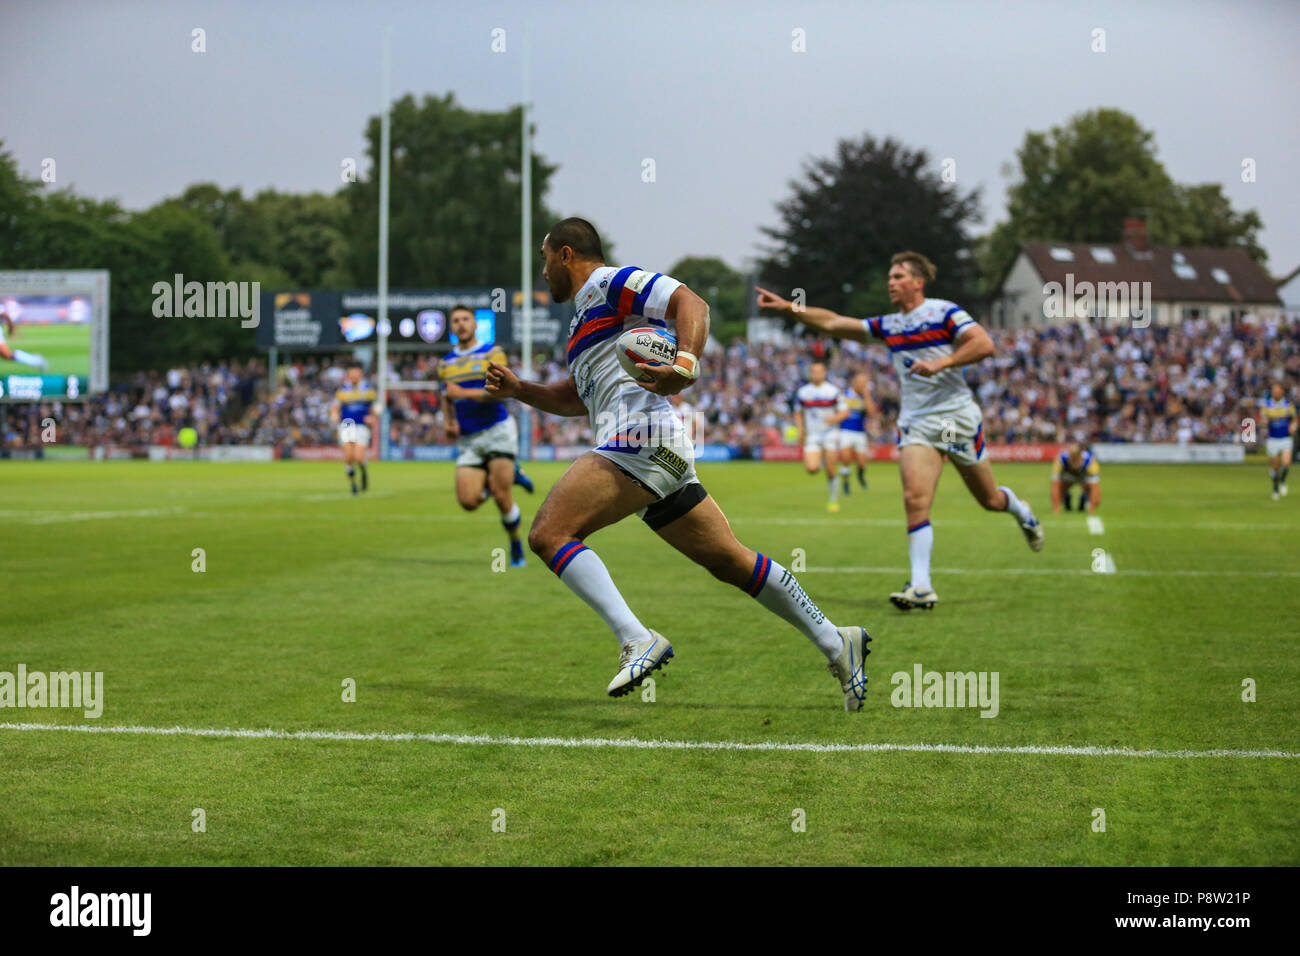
[519,35,534,460]
[377,26,393,461]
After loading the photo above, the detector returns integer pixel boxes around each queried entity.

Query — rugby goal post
[374,28,535,461]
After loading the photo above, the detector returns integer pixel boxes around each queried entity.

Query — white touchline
[804,566,1300,578]
[0,722,1294,759]
[733,517,1300,531]
[0,509,480,525]
[22,509,182,525]
[5,508,1297,533]
[300,490,396,501]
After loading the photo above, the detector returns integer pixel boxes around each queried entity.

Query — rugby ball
[616,327,677,382]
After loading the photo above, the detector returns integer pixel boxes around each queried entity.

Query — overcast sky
[4,0,1298,298]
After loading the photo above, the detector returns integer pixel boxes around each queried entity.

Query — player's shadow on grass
[410,686,826,712]
[835,596,990,615]
[400,682,828,715]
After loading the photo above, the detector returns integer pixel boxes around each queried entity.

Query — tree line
[0,100,1266,372]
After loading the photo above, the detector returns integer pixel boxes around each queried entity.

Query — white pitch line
[734,517,1300,531]
[805,566,1300,577]
[3,508,1296,532]
[2,508,184,525]
[0,722,1293,760]
[301,490,396,501]
[0,509,477,525]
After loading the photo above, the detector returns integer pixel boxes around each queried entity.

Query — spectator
[6,316,1299,451]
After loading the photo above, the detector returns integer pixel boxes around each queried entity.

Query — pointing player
[795,360,848,512]
[329,360,376,495]
[438,304,534,568]
[838,371,877,493]
[485,218,870,710]
[757,251,1044,612]
[1258,381,1296,500]
[0,310,49,371]
[1051,442,1102,513]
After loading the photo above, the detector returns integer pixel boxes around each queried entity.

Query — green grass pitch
[2,323,91,378]
[1,459,1296,865]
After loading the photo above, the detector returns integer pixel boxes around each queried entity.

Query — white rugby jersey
[862,299,980,424]
[566,265,685,447]
[795,381,843,435]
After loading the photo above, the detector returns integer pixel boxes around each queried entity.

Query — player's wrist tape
[673,351,700,380]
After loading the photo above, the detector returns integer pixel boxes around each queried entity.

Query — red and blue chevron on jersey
[565,265,684,447]
[862,298,980,425]
[795,381,843,436]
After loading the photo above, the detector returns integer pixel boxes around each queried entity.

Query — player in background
[1051,442,1102,513]
[756,251,1043,612]
[795,361,849,512]
[329,361,375,495]
[439,304,533,568]
[1259,381,1296,500]
[485,218,870,710]
[837,370,877,493]
[0,309,49,371]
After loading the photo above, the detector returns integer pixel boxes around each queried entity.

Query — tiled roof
[1017,242,1281,305]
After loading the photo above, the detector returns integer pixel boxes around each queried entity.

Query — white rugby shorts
[897,404,985,466]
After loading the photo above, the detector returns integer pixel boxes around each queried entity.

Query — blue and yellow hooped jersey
[438,342,509,436]
[1261,397,1296,440]
[1053,450,1099,482]
[841,389,867,432]
[334,381,376,425]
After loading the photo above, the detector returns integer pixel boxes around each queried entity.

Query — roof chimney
[1123,217,1149,254]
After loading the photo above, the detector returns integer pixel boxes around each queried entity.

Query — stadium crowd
[4,316,1298,452]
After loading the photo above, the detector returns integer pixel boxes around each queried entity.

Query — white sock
[908,521,933,591]
[548,542,650,647]
[501,502,521,525]
[839,465,851,477]
[741,553,842,660]
[999,485,1032,524]
[828,477,839,502]
[12,349,44,368]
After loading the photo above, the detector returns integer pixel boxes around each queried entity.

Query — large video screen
[0,271,108,401]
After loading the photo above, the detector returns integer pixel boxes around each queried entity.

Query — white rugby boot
[607,630,673,697]
[890,582,939,611]
[828,626,871,712]
[1019,508,1045,552]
